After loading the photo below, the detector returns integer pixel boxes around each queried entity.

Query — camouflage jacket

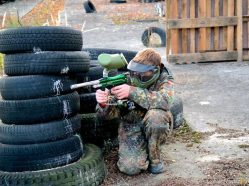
[96,66,174,122]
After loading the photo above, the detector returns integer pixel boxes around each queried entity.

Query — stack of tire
[0,27,106,185]
[78,48,184,150]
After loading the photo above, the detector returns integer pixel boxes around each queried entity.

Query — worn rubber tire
[0,144,106,186]
[83,0,96,13]
[80,113,119,147]
[89,59,100,67]
[4,51,90,76]
[0,75,76,100]
[79,93,97,113]
[0,92,80,124]
[0,26,83,54]
[0,115,81,144]
[0,135,83,172]
[141,27,166,47]
[170,96,184,129]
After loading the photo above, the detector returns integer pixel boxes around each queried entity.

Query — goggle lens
[130,69,157,82]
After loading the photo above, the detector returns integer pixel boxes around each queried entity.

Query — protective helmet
[127,48,161,88]
[127,60,160,88]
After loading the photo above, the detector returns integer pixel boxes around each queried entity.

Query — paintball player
[95,48,174,175]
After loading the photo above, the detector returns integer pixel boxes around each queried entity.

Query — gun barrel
[70,80,100,89]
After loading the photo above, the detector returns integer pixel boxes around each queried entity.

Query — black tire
[0,144,106,186]
[89,59,100,67]
[84,0,96,13]
[4,51,90,76]
[0,135,83,172]
[0,75,77,100]
[0,115,81,144]
[79,93,97,113]
[0,92,80,124]
[0,26,83,54]
[80,113,119,147]
[141,27,166,47]
[82,47,137,65]
[170,96,184,129]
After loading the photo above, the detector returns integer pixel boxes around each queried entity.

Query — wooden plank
[237,0,243,62]
[219,0,223,50]
[242,0,248,56]
[214,0,219,50]
[247,1,249,55]
[206,0,212,50]
[171,0,178,54]
[182,0,188,53]
[166,0,171,58]
[227,0,234,51]
[223,0,228,50]
[190,0,195,53]
[199,0,206,52]
[168,51,238,63]
[247,0,249,53]
[243,54,249,60]
[167,16,238,28]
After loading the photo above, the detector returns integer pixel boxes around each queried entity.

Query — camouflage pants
[117,109,172,175]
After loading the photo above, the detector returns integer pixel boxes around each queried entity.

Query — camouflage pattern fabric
[143,109,172,166]
[96,67,174,175]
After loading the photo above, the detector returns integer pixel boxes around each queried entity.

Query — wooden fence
[166,0,249,64]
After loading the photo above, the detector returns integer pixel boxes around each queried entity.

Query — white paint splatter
[33,46,44,54]
[53,80,63,95]
[63,100,71,118]
[61,66,69,74]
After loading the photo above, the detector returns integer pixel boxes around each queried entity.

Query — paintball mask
[127,60,160,88]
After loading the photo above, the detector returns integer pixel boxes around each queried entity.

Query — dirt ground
[101,123,249,186]
[1,0,249,185]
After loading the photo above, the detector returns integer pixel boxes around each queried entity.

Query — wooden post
[199,0,206,52]
[248,0,249,52]
[223,0,228,50]
[171,0,178,54]
[182,0,188,53]
[227,0,234,51]
[166,0,170,60]
[206,0,211,51]
[214,0,219,50]
[190,0,195,53]
[237,0,243,62]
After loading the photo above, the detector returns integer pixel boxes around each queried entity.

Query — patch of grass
[238,172,248,186]
[238,144,249,149]
[171,119,202,144]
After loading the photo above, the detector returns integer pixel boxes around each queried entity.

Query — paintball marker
[70,73,129,90]
[70,53,135,109]
[70,53,129,90]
